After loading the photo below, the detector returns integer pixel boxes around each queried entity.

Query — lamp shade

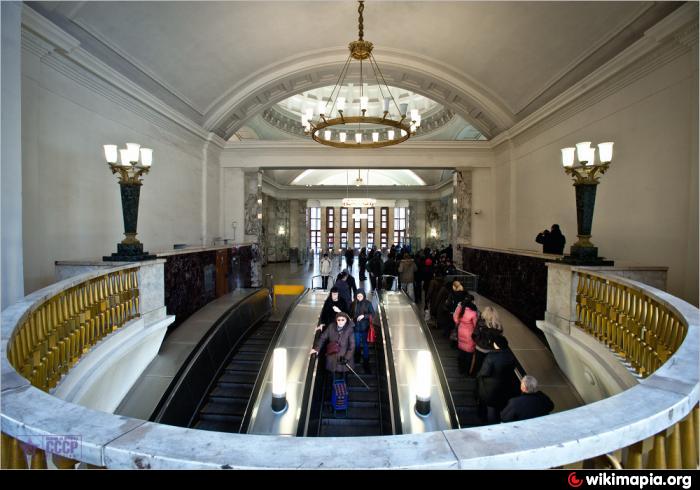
[561,147,575,167]
[126,143,140,163]
[139,148,153,167]
[316,101,325,116]
[103,145,118,164]
[355,133,362,144]
[383,97,391,113]
[387,130,395,140]
[415,350,432,407]
[576,142,592,163]
[372,132,379,143]
[340,132,347,143]
[360,96,369,112]
[598,142,614,163]
[399,103,408,116]
[411,109,419,122]
[586,147,596,166]
[119,149,131,166]
[324,130,332,141]
[337,97,346,113]
[414,114,421,128]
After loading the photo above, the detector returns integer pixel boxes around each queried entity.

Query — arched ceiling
[32,1,681,140]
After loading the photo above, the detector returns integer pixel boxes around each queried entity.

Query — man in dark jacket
[368,252,382,290]
[501,375,554,422]
[342,268,358,298]
[344,248,355,270]
[383,255,398,290]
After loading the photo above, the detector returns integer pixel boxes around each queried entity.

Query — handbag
[326,341,341,355]
[367,320,377,343]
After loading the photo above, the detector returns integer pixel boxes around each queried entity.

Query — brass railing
[575,271,686,377]
[574,271,697,469]
[2,267,140,469]
[7,268,140,392]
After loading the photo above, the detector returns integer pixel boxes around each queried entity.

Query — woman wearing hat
[311,312,356,375]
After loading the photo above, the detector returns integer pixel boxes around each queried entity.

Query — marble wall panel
[462,246,555,340]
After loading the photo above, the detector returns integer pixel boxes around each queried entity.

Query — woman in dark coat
[311,312,355,374]
[350,289,375,372]
[476,348,519,424]
[318,287,349,330]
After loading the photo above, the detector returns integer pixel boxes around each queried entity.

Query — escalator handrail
[296,330,322,437]
[240,288,310,433]
[375,290,403,435]
[409,300,461,430]
[151,288,270,424]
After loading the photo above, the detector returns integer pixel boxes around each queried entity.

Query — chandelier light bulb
[399,103,408,116]
[388,130,395,140]
[576,142,592,163]
[598,142,614,163]
[383,97,391,113]
[317,101,325,116]
[337,96,346,113]
[355,133,362,144]
[103,145,118,164]
[401,129,407,137]
[372,132,379,143]
[324,130,332,140]
[340,132,347,143]
[360,96,369,112]
[410,123,416,134]
[411,109,418,122]
[561,147,575,167]
[415,114,421,128]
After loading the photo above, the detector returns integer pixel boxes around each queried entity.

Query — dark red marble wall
[462,247,555,341]
[163,245,254,332]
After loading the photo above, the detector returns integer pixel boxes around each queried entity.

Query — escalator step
[200,398,248,416]
[233,351,266,362]
[322,404,379,420]
[194,418,243,433]
[219,371,258,384]
[319,423,382,437]
[210,385,254,398]
[225,362,263,372]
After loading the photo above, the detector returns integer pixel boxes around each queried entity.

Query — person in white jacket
[320,253,332,289]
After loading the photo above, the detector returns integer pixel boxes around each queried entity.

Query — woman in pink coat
[454,298,478,376]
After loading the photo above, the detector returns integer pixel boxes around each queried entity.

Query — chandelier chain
[325,53,353,117]
[370,53,403,116]
[358,1,364,41]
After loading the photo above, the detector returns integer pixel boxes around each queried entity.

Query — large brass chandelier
[302,1,420,148]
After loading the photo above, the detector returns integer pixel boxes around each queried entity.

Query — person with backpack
[350,289,375,373]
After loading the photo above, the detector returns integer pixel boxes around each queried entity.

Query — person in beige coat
[398,253,417,301]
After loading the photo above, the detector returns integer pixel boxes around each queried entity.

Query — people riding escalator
[311,312,355,376]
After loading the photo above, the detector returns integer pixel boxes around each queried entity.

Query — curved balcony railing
[1,267,697,469]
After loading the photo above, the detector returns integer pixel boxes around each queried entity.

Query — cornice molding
[20,7,228,151]
[490,4,698,149]
[224,139,492,151]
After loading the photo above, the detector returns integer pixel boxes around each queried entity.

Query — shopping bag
[367,320,377,343]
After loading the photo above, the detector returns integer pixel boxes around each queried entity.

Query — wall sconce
[414,350,432,417]
[560,141,615,265]
[257,213,263,220]
[278,226,285,236]
[430,228,437,238]
[271,348,288,414]
[102,143,156,261]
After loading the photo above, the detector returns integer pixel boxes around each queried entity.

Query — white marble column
[2,2,24,308]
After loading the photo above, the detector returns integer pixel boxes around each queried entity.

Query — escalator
[301,292,400,437]
[316,346,382,437]
[192,320,280,432]
[427,329,482,427]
